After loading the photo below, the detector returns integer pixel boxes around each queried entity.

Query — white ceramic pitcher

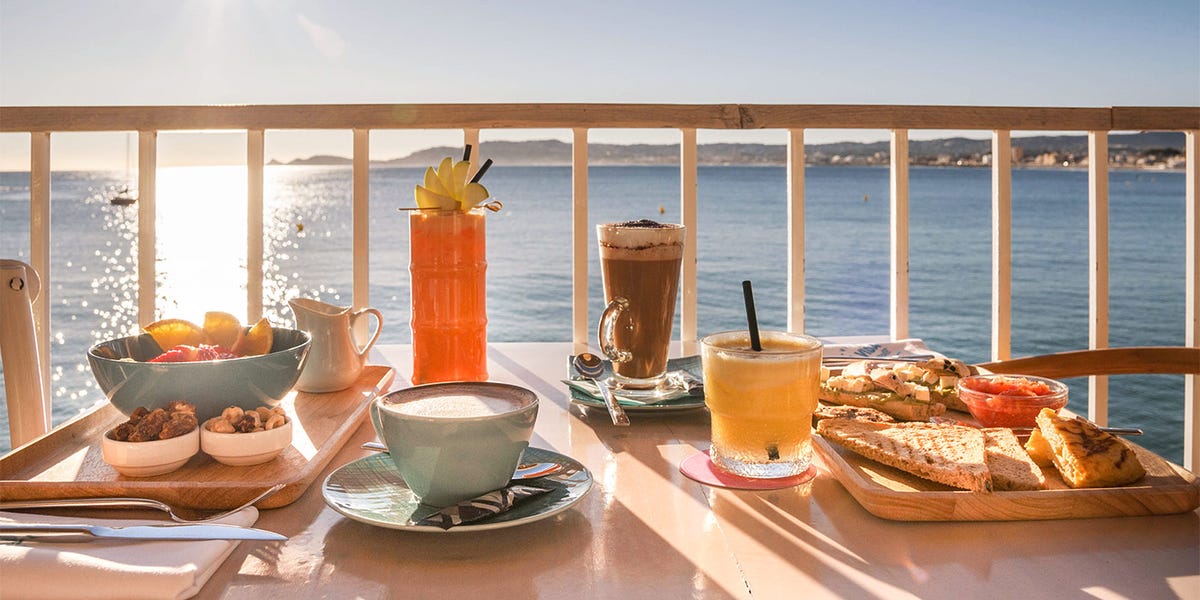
[289,298,383,393]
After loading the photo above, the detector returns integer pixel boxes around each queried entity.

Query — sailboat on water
[110,133,136,206]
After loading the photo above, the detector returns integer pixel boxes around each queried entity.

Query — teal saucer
[322,447,591,533]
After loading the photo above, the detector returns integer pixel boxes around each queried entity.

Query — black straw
[470,158,493,183]
[463,144,472,162]
[742,280,762,351]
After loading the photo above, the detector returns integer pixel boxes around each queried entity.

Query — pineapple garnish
[414,146,492,211]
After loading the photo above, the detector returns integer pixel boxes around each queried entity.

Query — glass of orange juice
[700,330,822,478]
[409,207,489,384]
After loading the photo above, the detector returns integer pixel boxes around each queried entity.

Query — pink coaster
[679,449,817,490]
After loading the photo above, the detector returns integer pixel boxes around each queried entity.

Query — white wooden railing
[2,103,1198,467]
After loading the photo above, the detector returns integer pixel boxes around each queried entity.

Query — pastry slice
[981,427,1046,491]
[817,419,992,492]
[1034,408,1145,488]
[1023,427,1055,468]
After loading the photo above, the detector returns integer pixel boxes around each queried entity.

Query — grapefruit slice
[143,318,205,351]
[232,318,273,357]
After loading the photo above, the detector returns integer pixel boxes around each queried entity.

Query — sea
[0,165,1189,462]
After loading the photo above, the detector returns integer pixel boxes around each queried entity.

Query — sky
[1,0,1197,170]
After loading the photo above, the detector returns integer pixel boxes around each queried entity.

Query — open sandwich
[819,357,976,421]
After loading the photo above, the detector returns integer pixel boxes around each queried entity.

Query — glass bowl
[956,374,1068,428]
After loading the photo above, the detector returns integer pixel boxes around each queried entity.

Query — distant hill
[271,132,1185,167]
[270,154,351,166]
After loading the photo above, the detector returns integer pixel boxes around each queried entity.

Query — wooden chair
[0,259,49,448]
[977,346,1200,379]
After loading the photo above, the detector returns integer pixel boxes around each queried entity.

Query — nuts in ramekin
[205,405,288,433]
[110,401,198,441]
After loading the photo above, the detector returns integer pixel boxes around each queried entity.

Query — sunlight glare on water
[154,166,249,322]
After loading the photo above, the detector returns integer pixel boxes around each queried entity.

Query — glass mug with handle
[596,220,686,396]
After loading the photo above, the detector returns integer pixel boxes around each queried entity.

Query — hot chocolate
[597,221,685,389]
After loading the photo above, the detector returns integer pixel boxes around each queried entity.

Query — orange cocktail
[700,330,822,478]
[409,208,488,384]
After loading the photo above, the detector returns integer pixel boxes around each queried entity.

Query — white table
[190,343,1199,599]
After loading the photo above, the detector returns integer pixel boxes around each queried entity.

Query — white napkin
[0,507,259,600]
[821,337,942,359]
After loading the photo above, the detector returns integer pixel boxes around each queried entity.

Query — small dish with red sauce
[956,374,1068,428]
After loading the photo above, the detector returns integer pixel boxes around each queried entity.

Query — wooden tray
[0,365,394,510]
[813,434,1200,521]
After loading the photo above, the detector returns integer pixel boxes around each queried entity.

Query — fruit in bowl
[88,315,310,423]
[956,374,1069,428]
[142,313,275,362]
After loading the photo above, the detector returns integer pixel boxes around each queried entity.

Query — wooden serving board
[0,365,394,510]
[813,434,1200,521]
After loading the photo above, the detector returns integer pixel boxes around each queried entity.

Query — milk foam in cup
[370,381,538,506]
[393,394,523,418]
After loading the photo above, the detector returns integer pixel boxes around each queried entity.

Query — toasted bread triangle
[817,419,992,492]
[982,428,1046,491]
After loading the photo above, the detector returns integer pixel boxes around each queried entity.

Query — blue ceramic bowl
[88,328,311,422]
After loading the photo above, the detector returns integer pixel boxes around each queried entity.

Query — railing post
[352,129,370,339]
[890,129,910,340]
[991,130,1012,361]
[29,132,51,429]
[787,129,806,334]
[1186,130,1199,472]
[572,128,589,352]
[680,128,698,347]
[137,131,157,326]
[247,129,265,322]
[1088,131,1110,426]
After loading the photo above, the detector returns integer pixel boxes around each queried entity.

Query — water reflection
[95,166,348,328]
[0,166,348,452]
[154,167,248,318]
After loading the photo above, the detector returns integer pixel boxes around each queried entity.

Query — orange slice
[232,317,273,357]
[203,311,243,349]
[143,318,205,351]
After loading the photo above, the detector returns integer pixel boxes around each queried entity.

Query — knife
[0,522,287,543]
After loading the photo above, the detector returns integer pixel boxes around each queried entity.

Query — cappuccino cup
[370,381,538,506]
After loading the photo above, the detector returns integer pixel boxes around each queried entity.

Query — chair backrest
[0,259,49,449]
[977,347,1200,379]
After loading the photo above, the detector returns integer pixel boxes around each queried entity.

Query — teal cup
[370,381,539,507]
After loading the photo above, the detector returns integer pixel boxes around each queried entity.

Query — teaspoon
[572,353,630,426]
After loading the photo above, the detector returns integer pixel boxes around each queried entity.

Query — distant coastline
[268,132,1187,170]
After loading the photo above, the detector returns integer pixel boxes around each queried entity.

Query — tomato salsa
[961,376,1054,397]
[957,375,1068,428]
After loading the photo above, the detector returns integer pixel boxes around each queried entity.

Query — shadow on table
[719,473,1199,599]
[324,492,745,598]
[320,507,591,596]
